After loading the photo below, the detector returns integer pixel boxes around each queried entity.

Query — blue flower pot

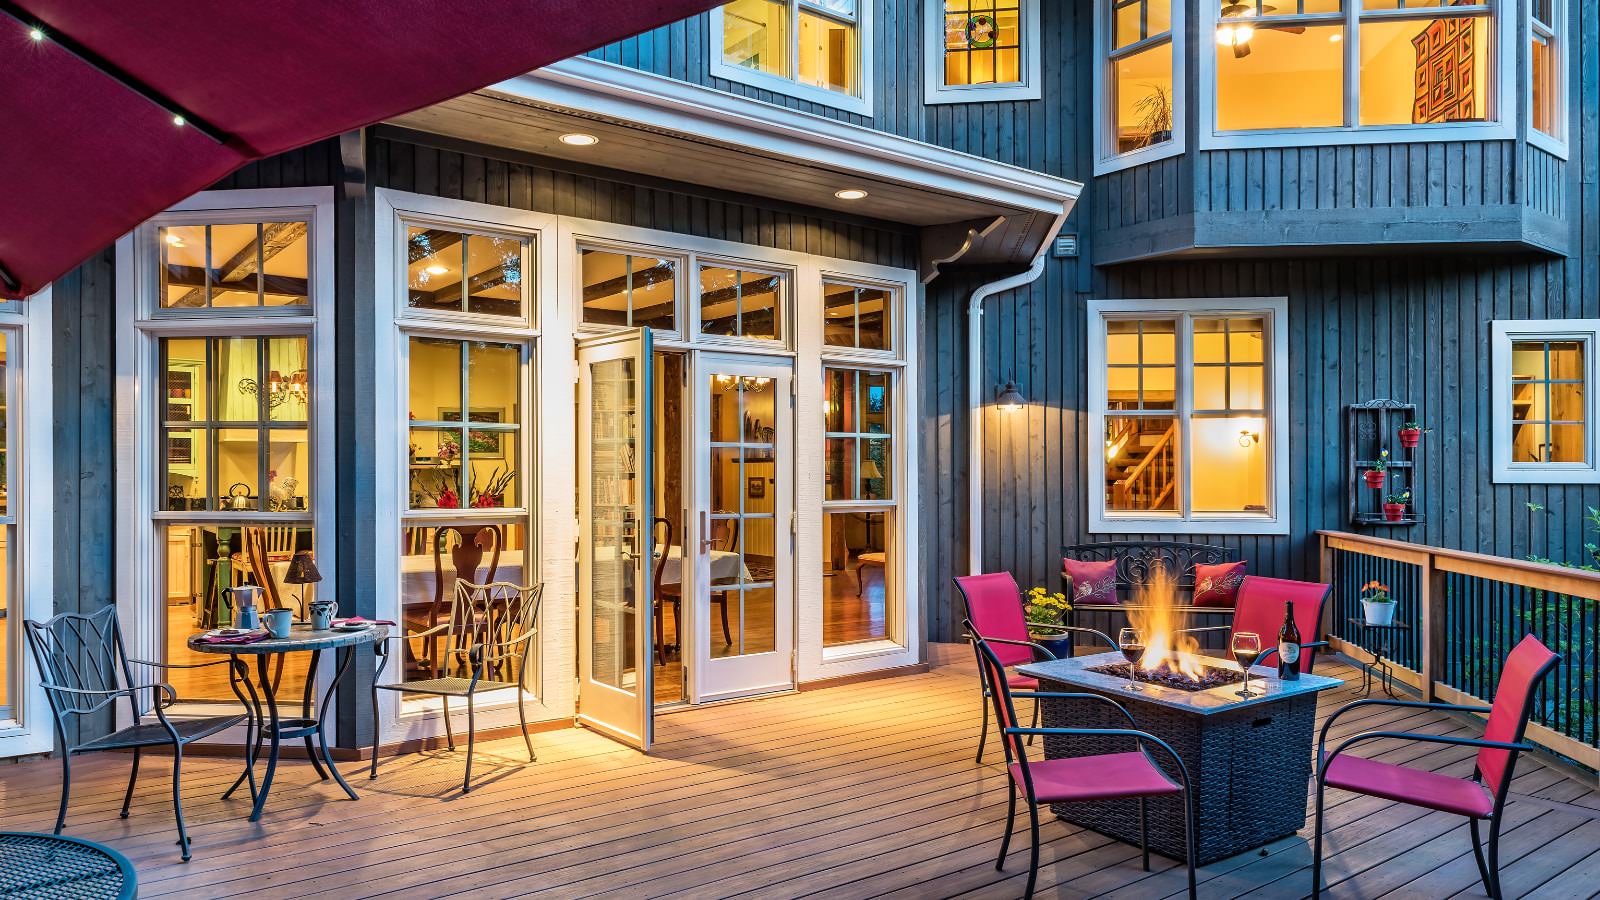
[1031,634,1074,660]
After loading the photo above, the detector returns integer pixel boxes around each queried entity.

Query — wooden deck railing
[1318,531,1599,771]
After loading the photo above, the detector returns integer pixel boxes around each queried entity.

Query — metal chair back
[954,572,1033,668]
[23,607,138,725]
[443,581,543,686]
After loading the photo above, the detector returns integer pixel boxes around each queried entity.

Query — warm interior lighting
[1328,32,1342,42]
[424,263,449,276]
[27,27,44,41]
[1216,23,1254,47]
[559,132,599,146]
[995,380,1025,412]
[1238,429,1259,447]
[164,233,185,248]
[834,188,869,200]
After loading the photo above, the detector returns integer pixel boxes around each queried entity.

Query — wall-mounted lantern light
[995,379,1025,412]
[1237,429,1260,447]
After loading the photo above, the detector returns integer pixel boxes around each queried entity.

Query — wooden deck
[0,654,1596,898]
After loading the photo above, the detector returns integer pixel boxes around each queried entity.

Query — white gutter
[967,212,1070,575]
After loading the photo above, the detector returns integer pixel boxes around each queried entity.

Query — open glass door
[576,328,654,749]
[693,354,795,702]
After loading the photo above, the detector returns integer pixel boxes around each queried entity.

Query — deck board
[0,657,1595,899]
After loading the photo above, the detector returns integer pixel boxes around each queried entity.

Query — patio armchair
[23,607,255,860]
[372,580,543,794]
[969,627,1196,900]
[1311,633,1560,899]
[1176,575,1331,673]
[954,572,1116,763]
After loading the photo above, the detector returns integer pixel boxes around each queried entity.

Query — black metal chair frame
[953,575,1117,765]
[1311,693,1549,900]
[371,580,543,794]
[969,626,1197,900]
[23,607,255,860]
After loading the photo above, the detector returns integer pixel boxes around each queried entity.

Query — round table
[0,832,135,899]
[188,624,388,822]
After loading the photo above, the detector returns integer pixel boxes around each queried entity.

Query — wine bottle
[1278,600,1302,681]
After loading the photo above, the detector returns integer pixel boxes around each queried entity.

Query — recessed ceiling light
[27,27,44,41]
[1328,32,1342,42]
[834,188,869,201]
[424,264,449,276]
[559,132,599,147]
[172,115,186,127]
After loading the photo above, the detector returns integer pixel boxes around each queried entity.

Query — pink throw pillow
[1193,561,1247,608]
[1063,558,1118,605]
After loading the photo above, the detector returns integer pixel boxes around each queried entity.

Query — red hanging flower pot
[1363,469,1386,489]
[1382,502,1406,522]
[1398,427,1421,449]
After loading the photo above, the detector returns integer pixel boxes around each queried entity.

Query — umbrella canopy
[0,0,721,299]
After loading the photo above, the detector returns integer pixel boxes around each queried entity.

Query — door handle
[700,510,715,553]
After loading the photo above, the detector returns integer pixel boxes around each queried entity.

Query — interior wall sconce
[995,378,1025,412]
[1237,429,1260,447]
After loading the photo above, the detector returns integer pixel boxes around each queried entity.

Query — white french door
[692,353,795,702]
[576,328,656,749]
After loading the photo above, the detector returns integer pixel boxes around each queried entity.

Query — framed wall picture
[747,476,766,499]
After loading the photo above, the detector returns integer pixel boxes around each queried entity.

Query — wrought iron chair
[371,580,543,794]
[1312,633,1559,900]
[1177,575,1332,673]
[969,627,1197,900]
[23,607,255,860]
[954,572,1116,763]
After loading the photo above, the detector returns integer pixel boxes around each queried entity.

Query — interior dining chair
[1312,633,1560,899]
[1177,575,1331,673]
[970,627,1197,900]
[954,572,1115,763]
[651,516,674,666]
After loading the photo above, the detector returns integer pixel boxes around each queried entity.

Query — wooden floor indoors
[0,652,1596,899]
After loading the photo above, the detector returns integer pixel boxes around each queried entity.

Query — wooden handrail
[1318,530,1600,771]
[1122,422,1176,487]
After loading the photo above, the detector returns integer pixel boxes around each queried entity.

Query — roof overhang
[388,58,1081,281]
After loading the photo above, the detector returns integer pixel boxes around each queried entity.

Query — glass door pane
[576,329,655,749]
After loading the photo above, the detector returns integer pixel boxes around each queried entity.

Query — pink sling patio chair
[1312,633,1560,899]
[1177,575,1331,674]
[954,572,1116,763]
[969,627,1197,900]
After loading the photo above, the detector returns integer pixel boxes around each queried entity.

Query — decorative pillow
[1063,558,1118,606]
[1193,561,1247,608]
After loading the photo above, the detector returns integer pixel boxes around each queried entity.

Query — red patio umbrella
[0,0,721,299]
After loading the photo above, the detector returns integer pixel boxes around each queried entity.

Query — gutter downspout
[967,212,1069,575]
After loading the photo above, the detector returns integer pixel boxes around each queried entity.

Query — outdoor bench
[1060,541,1240,654]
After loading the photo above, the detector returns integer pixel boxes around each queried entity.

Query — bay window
[715,0,872,114]
[1209,0,1504,139]
[1097,0,1184,171]
[925,0,1041,103]
[1088,298,1289,534]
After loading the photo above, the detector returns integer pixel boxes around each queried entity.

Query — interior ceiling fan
[1216,1,1307,57]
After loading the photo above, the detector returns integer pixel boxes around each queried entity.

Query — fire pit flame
[1127,565,1208,681]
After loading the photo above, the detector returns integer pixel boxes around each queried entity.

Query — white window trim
[1094,0,1187,176]
[1087,297,1290,536]
[1525,0,1567,158]
[1197,0,1516,151]
[0,289,55,758]
[114,188,336,725]
[923,0,1043,104]
[373,188,568,744]
[1490,319,1600,484]
[708,1,875,116]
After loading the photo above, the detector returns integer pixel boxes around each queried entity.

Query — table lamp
[284,550,323,620]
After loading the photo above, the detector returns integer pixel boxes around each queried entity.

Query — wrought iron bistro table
[188,624,388,822]
[1345,618,1411,698]
[0,832,135,899]
[1017,652,1342,865]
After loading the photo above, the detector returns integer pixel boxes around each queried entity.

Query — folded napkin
[332,617,397,627]
[194,631,272,645]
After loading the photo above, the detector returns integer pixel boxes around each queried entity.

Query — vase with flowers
[1360,581,1397,626]
[1398,421,1430,449]
[1023,585,1073,659]
[1382,488,1411,522]
[1364,448,1390,489]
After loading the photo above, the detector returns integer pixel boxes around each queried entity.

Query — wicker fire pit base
[1022,653,1341,866]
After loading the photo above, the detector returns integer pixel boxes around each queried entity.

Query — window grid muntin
[407,336,528,512]
[1191,317,1266,415]
[1213,0,1497,133]
[822,280,896,354]
[1510,338,1586,465]
[159,335,312,515]
[823,367,894,503]
[155,217,314,314]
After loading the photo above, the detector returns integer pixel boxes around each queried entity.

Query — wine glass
[1233,631,1264,698]
[1118,628,1145,692]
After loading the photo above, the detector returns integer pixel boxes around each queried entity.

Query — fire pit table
[1017,651,1342,865]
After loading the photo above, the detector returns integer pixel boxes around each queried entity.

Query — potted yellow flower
[1023,585,1073,659]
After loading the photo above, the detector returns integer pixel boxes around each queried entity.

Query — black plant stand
[1346,618,1411,698]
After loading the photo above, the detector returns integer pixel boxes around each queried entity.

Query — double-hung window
[1208,0,1505,140]
[1096,0,1183,172]
[925,0,1042,103]
[1088,298,1289,534]
[1528,0,1564,153]
[714,0,872,114]
[1491,320,1599,483]
[124,190,334,703]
